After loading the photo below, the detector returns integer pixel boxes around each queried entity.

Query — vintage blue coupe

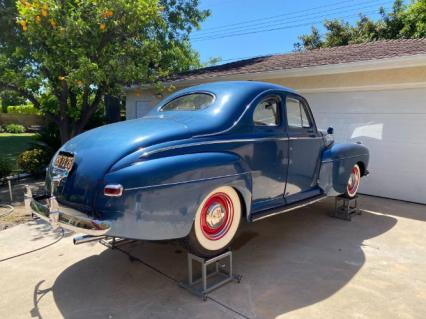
[26,81,369,256]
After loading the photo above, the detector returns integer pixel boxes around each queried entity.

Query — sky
[191,0,400,64]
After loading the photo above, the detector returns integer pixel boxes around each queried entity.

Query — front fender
[93,152,252,240]
[319,143,369,196]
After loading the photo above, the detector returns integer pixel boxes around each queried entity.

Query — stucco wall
[125,90,162,120]
[263,66,426,92]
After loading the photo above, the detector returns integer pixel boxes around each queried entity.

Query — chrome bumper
[25,185,111,236]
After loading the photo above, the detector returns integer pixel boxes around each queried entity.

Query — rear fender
[319,143,369,196]
[94,152,252,240]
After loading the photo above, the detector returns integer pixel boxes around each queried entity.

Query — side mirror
[327,127,334,135]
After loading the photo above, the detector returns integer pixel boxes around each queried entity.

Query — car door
[249,93,289,212]
[284,94,324,204]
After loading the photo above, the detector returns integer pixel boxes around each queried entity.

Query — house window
[253,96,280,126]
[286,97,312,129]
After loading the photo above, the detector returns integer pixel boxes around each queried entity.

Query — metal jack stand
[333,196,361,221]
[179,250,242,301]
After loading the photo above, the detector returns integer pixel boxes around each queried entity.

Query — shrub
[7,104,41,115]
[4,123,26,134]
[0,157,13,179]
[17,148,49,175]
[0,125,3,133]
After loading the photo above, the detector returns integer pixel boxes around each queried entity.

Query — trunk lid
[48,117,191,212]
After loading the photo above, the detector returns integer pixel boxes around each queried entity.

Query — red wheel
[199,192,234,241]
[185,186,241,256]
[345,164,361,198]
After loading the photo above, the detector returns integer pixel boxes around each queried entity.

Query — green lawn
[0,133,38,172]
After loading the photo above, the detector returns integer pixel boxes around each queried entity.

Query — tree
[401,0,426,38]
[0,0,209,143]
[0,91,26,113]
[294,0,426,51]
[293,26,322,51]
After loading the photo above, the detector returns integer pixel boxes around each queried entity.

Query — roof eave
[124,53,426,92]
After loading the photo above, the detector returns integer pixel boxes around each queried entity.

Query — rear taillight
[104,184,123,197]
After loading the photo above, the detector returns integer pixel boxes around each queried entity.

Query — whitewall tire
[185,186,241,257]
[344,164,361,198]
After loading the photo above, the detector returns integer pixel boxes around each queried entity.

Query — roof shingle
[171,38,426,82]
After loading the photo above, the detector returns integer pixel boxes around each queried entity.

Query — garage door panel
[316,114,426,145]
[361,141,426,202]
[306,89,426,114]
[306,88,426,204]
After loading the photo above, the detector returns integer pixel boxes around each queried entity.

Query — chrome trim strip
[289,136,323,140]
[141,135,324,158]
[141,137,290,158]
[125,172,251,191]
[252,195,326,222]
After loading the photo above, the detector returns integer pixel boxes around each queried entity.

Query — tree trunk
[59,119,71,145]
[104,95,121,123]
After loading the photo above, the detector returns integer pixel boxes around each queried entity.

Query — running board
[250,194,327,222]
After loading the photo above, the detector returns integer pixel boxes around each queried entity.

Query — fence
[0,113,47,128]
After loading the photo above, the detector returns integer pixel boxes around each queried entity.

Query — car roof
[175,81,296,96]
[147,81,298,136]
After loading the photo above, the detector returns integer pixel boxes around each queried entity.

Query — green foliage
[401,0,426,38]
[294,0,426,51]
[0,91,26,113]
[17,148,50,175]
[0,157,13,178]
[201,56,222,67]
[4,123,26,133]
[294,27,322,51]
[7,103,41,115]
[32,122,61,156]
[0,0,209,143]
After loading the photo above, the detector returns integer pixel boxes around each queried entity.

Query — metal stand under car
[179,250,242,301]
[333,195,361,221]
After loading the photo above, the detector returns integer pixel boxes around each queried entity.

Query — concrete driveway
[0,195,425,319]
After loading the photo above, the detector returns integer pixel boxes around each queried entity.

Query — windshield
[160,93,215,111]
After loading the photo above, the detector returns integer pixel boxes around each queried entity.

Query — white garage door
[306,88,426,204]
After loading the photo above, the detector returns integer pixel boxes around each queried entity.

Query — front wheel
[184,186,241,257]
[344,164,361,198]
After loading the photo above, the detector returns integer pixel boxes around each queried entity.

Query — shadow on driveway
[50,199,397,318]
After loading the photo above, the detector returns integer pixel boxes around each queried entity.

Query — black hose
[0,228,64,263]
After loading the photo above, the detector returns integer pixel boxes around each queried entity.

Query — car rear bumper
[25,185,111,236]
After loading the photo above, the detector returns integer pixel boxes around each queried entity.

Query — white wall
[306,87,426,204]
[126,91,161,120]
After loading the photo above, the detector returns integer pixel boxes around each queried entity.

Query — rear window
[160,93,214,111]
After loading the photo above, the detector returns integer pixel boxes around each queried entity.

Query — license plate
[54,153,74,172]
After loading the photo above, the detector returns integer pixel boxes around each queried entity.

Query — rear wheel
[184,186,241,257]
[344,164,361,198]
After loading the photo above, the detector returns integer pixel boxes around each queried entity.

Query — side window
[286,97,312,129]
[253,96,280,126]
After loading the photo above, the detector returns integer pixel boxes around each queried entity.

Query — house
[125,39,426,204]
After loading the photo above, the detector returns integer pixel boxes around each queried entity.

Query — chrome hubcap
[205,203,226,229]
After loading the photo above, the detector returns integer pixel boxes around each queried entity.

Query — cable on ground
[0,228,64,263]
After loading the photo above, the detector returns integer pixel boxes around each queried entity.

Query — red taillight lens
[104,184,123,197]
